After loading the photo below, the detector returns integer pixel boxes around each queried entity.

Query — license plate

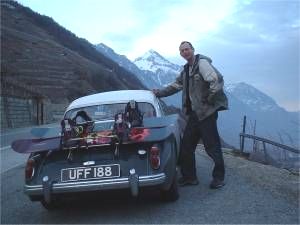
[61,164,120,182]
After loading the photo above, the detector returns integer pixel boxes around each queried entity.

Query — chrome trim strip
[83,161,95,166]
[24,173,166,195]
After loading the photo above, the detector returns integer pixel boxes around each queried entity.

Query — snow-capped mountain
[134,49,181,74]
[220,83,299,149]
[95,43,159,89]
[134,50,182,86]
[225,82,280,111]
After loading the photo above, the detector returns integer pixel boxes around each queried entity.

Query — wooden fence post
[241,116,247,153]
[252,120,256,152]
[263,142,268,163]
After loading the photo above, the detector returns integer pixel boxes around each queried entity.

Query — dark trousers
[179,111,225,180]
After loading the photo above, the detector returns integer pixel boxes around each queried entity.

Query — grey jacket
[156,54,228,121]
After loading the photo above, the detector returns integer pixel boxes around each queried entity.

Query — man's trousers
[179,111,225,180]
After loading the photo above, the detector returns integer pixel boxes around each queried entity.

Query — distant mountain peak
[134,49,181,81]
[134,49,168,64]
[144,49,165,59]
[133,50,181,86]
[148,49,159,55]
[95,43,116,55]
[225,82,280,111]
[96,42,108,48]
[95,43,160,89]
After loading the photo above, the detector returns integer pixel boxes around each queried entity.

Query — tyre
[160,169,179,202]
[40,198,61,210]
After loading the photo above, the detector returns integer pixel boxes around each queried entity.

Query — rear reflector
[25,158,35,180]
[150,146,160,169]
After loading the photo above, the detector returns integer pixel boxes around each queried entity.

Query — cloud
[192,0,300,111]
[211,0,300,46]
[18,0,139,44]
[101,0,177,54]
[126,0,238,59]
[17,0,239,58]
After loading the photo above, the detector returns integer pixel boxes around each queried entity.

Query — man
[153,41,228,189]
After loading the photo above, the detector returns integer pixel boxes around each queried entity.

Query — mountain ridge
[1,0,145,104]
[225,82,281,112]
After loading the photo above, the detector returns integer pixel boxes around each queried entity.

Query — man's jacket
[156,54,228,121]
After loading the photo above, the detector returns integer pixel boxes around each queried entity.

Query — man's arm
[199,59,224,93]
[198,59,224,103]
[154,72,183,97]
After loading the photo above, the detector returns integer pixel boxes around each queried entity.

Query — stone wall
[43,100,68,123]
[0,96,35,129]
[0,96,68,129]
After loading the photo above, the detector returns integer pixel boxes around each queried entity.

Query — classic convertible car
[12,90,185,209]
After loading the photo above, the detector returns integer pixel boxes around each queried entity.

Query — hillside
[1,1,145,104]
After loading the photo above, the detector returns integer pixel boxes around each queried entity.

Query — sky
[17,0,300,111]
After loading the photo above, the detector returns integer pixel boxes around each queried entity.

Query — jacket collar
[184,54,200,76]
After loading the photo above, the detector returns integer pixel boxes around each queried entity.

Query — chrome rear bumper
[25,173,166,197]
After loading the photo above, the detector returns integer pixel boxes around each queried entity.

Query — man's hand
[152,89,160,96]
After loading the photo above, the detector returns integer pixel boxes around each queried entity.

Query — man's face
[179,43,194,61]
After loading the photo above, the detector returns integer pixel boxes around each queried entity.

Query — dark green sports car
[12,90,185,210]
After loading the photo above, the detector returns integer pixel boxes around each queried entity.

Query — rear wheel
[160,168,179,202]
[40,198,61,210]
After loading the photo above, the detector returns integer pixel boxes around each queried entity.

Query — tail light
[25,158,35,180]
[150,146,160,169]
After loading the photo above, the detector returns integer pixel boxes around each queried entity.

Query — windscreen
[64,102,156,123]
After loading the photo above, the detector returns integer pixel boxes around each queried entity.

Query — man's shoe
[209,179,225,189]
[178,177,199,186]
